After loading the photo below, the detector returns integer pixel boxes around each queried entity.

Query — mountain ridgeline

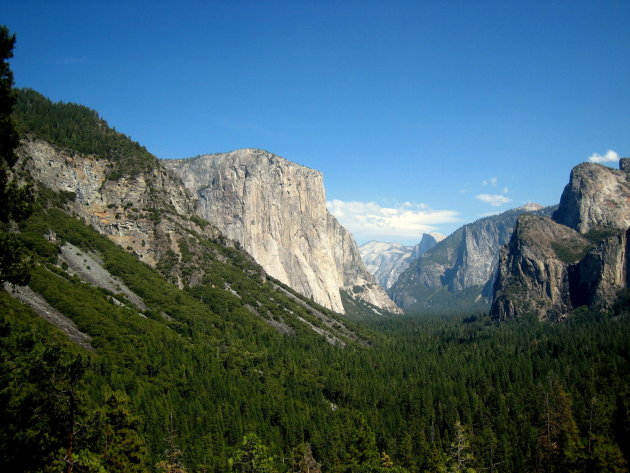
[389,204,556,313]
[2,88,629,473]
[14,89,399,317]
[359,233,444,290]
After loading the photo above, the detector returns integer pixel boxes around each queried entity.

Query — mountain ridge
[359,233,444,290]
[389,204,556,313]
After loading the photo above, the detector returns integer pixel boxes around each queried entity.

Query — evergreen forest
[0,26,629,473]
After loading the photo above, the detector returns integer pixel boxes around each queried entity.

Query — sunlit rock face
[18,136,212,272]
[492,160,630,321]
[163,149,401,315]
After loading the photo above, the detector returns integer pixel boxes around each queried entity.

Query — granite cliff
[163,150,401,315]
[15,134,373,343]
[389,204,553,312]
[491,159,630,321]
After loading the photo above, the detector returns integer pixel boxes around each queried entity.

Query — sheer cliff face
[389,205,551,311]
[554,162,630,233]
[163,149,401,315]
[491,215,590,321]
[492,160,630,321]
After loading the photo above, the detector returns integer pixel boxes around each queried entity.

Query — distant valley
[1,84,628,473]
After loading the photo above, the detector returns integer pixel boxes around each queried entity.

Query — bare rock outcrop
[163,149,401,315]
[492,160,630,321]
[553,161,630,233]
[18,136,222,284]
[491,215,590,321]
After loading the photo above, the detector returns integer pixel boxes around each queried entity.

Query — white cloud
[588,150,619,163]
[482,177,498,187]
[503,186,509,193]
[326,200,460,240]
[475,194,512,207]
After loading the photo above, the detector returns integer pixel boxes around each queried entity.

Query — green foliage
[0,232,33,283]
[0,25,33,284]
[229,433,276,473]
[613,288,630,316]
[99,391,149,473]
[1,187,629,473]
[0,25,19,174]
[584,226,622,244]
[13,88,157,179]
[402,285,489,315]
[551,239,590,263]
[291,443,322,473]
[444,421,477,473]
[537,378,582,472]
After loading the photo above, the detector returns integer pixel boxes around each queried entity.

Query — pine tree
[0,25,32,284]
[229,433,276,473]
[291,443,321,473]
[156,415,187,473]
[537,378,583,473]
[100,391,148,473]
[445,421,476,473]
[345,417,380,466]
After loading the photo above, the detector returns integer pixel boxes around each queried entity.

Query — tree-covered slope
[4,207,630,472]
[14,88,157,179]
[3,197,378,471]
[1,84,628,473]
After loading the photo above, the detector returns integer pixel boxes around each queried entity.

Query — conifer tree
[291,443,321,473]
[445,421,476,473]
[156,415,187,473]
[229,433,276,473]
[0,25,32,284]
[537,378,583,473]
[100,391,148,473]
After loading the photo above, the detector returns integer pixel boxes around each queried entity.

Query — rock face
[553,162,630,233]
[413,232,445,258]
[163,149,401,315]
[359,233,444,290]
[389,204,553,311]
[491,160,630,321]
[18,136,222,281]
[360,241,415,290]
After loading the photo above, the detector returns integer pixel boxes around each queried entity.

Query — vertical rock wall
[163,149,401,315]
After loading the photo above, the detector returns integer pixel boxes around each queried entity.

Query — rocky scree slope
[491,159,630,321]
[389,204,553,312]
[163,150,401,315]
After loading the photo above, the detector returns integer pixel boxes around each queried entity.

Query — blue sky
[4,0,630,244]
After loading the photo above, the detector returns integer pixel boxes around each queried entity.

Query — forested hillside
[0,40,628,472]
[14,88,157,179]
[2,155,628,473]
[3,228,629,472]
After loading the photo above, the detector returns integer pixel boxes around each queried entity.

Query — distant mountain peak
[517,202,544,211]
